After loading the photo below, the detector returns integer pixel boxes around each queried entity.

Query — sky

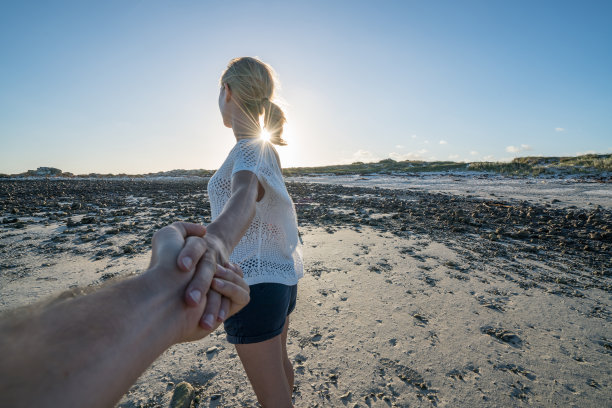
[1,0,611,174]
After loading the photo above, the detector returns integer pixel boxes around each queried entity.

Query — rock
[80,216,96,224]
[66,218,78,227]
[169,382,195,408]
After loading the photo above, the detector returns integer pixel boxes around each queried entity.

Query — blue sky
[1,0,611,174]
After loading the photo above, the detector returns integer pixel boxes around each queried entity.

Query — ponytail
[262,99,287,146]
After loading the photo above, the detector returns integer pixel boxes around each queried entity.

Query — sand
[0,177,610,407]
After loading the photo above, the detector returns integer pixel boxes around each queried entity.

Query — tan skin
[179,83,294,407]
[0,222,250,408]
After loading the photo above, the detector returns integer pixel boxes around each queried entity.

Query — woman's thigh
[235,334,292,407]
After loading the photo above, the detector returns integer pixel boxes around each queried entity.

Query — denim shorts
[223,283,298,344]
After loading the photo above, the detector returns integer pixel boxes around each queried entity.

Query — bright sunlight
[260,128,272,142]
[258,112,301,168]
[259,115,271,142]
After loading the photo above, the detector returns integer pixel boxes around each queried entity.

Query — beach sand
[0,178,610,407]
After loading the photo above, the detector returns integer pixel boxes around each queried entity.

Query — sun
[260,128,272,142]
[259,115,271,142]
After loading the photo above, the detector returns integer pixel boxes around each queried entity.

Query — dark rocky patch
[378,358,438,403]
[481,326,523,348]
[494,363,536,380]
[1,179,610,296]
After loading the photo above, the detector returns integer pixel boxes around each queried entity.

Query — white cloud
[389,149,428,161]
[343,149,381,164]
[395,145,405,149]
[439,140,448,145]
[411,134,417,139]
[423,140,429,144]
[555,127,565,132]
[483,155,495,161]
[448,154,460,160]
[505,144,532,153]
[470,151,479,155]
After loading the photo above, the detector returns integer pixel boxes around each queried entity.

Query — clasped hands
[145,222,249,344]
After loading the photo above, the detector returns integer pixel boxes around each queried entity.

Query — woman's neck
[230,112,260,141]
[234,133,259,141]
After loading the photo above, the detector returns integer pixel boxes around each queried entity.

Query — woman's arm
[207,170,262,251]
[183,170,262,329]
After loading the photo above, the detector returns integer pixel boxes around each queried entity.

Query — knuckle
[196,236,207,249]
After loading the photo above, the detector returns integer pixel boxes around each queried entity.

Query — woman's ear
[224,83,232,102]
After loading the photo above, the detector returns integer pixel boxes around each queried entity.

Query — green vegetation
[282,153,611,177]
[468,154,612,176]
[282,160,468,176]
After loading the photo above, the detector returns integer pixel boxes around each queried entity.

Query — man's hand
[0,221,249,408]
[143,222,249,343]
[177,232,233,330]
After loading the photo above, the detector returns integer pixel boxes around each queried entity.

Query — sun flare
[260,128,272,142]
[259,115,271,142]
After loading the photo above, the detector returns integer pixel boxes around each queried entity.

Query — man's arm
[0,222,249,408]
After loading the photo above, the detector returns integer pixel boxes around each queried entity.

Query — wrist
[202,227,231,258]
[135,271,186,347]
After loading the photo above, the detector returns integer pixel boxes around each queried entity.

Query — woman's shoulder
[235,139,281,168]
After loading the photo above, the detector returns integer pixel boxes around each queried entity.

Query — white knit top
[207,138,304,286]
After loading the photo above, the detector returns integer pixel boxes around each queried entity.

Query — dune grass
[283,154,611,177]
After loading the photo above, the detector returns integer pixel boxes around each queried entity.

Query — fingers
[177,236,207,272]
[171,221,206,239]
[150,222,206,269]
[172,222,207,271]
[184,255,216,307]
[218,297,230,323]
[200,289,222,330]
[215,263,235,322]
[224,262,244,278]
[211,277,250,318]
[212,263,250,319]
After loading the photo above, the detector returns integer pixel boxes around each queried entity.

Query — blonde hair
[220,57,287,146]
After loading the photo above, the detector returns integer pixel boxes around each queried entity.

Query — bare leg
[280,317,294,391]
[235,332,293,408]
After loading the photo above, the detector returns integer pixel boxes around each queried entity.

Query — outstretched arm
[182,170,261,329]
[0,222,250,408]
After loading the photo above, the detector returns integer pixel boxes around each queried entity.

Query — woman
[183,57,303,407]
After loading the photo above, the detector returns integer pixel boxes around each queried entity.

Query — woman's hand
[177,261,250,343]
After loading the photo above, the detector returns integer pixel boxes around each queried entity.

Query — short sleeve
[231,140,283,201]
